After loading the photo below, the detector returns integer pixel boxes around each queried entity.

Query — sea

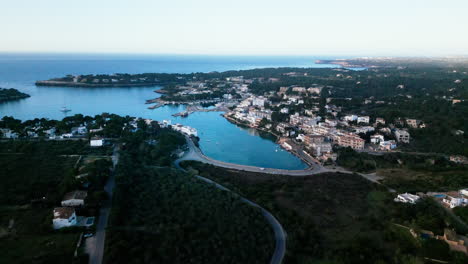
[0,53,338,169]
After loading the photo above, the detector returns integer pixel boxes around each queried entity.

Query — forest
[336,147,468,192]
[182,161,468,264]
[0,140,106,264]
[0,87,30,102]
[105,126,275,264]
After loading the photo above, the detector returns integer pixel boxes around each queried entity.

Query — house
[303,135,325,146]
[172,124,198,137]
[53,207,77,229]
[375,118,386,126]
[406,119,425,128]
[357,116,370,124]
[90,137,104,147]
[450,155,468,164]
[71,126,87,135]
[442,194,468,208]
[379,140,397,151]
[343,115,358,122]
[354,126,375,134]
[252,97,266,107]
[292,86,306,93]
[0,128,19,139]
[310,142,332,156]
[61,190,87,207]
[394,193,420,204]
[437,229,468,255]
[370,134,385,144]
[394,129,410,143]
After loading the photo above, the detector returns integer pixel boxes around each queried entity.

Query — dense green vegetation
[0,87,30,102]
[105,126,274,264]
[182,161,468,264]
[0,141,88,264]
[336,147,468,192]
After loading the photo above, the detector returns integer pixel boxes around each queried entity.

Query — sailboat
[60,106,71,113]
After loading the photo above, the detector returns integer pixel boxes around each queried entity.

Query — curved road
[178,136,387,185]
[175,155,287,264]
[178,136,330,176]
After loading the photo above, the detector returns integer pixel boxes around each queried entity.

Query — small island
[0,88,30,102]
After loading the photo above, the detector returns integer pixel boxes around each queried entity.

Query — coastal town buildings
[394,129,410,143]
[336,134,365,150]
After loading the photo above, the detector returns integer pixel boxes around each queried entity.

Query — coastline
[223,114,315,167]
[35,80,161,88]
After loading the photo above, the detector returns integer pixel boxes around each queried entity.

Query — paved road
[177,136,329,176]
[85,145,119,264]
[177,136,394,188]
[175,159,287,264]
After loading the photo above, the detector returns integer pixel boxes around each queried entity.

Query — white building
[344,115,358,122]
[357,116,370,124]
[172,124,198,137]
[71,126,87,135]
[394,129,410,143]
[379,140,397,151]
[370,134,385,144]
[443,196,468,208]
[53,207,77,229]
[90,138,104,147]
[310,142,332,156]
[460,189,468,197]
[61,190,87,207]
[394,193,420,204]
[281,142,292,151]
[0,128,19,139]
[252,97,266,107]
[355,126,375,134]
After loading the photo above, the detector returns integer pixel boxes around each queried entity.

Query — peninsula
[35,73,186,87]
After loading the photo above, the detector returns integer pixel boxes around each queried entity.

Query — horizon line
[1,51,468,59]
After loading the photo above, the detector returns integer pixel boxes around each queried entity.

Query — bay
[0,53,337,169]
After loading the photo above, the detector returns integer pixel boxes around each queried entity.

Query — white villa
[61,190,87,207]
[53,207,77,229]
[394,193,420,204]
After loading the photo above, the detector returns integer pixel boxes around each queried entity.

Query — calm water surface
[0,53,337,169]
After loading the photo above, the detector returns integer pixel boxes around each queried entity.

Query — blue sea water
[0,53,337,169]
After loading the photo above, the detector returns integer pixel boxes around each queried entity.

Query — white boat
[60,107,71,113]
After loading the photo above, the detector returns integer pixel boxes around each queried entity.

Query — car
[84,233,94,238]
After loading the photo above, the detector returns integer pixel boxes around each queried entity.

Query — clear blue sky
[1,0,467,56]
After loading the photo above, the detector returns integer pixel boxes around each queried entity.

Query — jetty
[171,105,229,117]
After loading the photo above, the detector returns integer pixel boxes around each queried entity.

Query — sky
[1,0,467,56]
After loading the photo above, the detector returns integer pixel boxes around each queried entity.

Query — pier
[172,105,229,117]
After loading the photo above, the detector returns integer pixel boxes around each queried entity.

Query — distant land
[316,57,468,68]
[0,88,30,102]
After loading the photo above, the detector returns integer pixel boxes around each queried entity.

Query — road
[85,144,119,264]
[176,136,394,188]
[174,158,286,264]
[176,136,330,176]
